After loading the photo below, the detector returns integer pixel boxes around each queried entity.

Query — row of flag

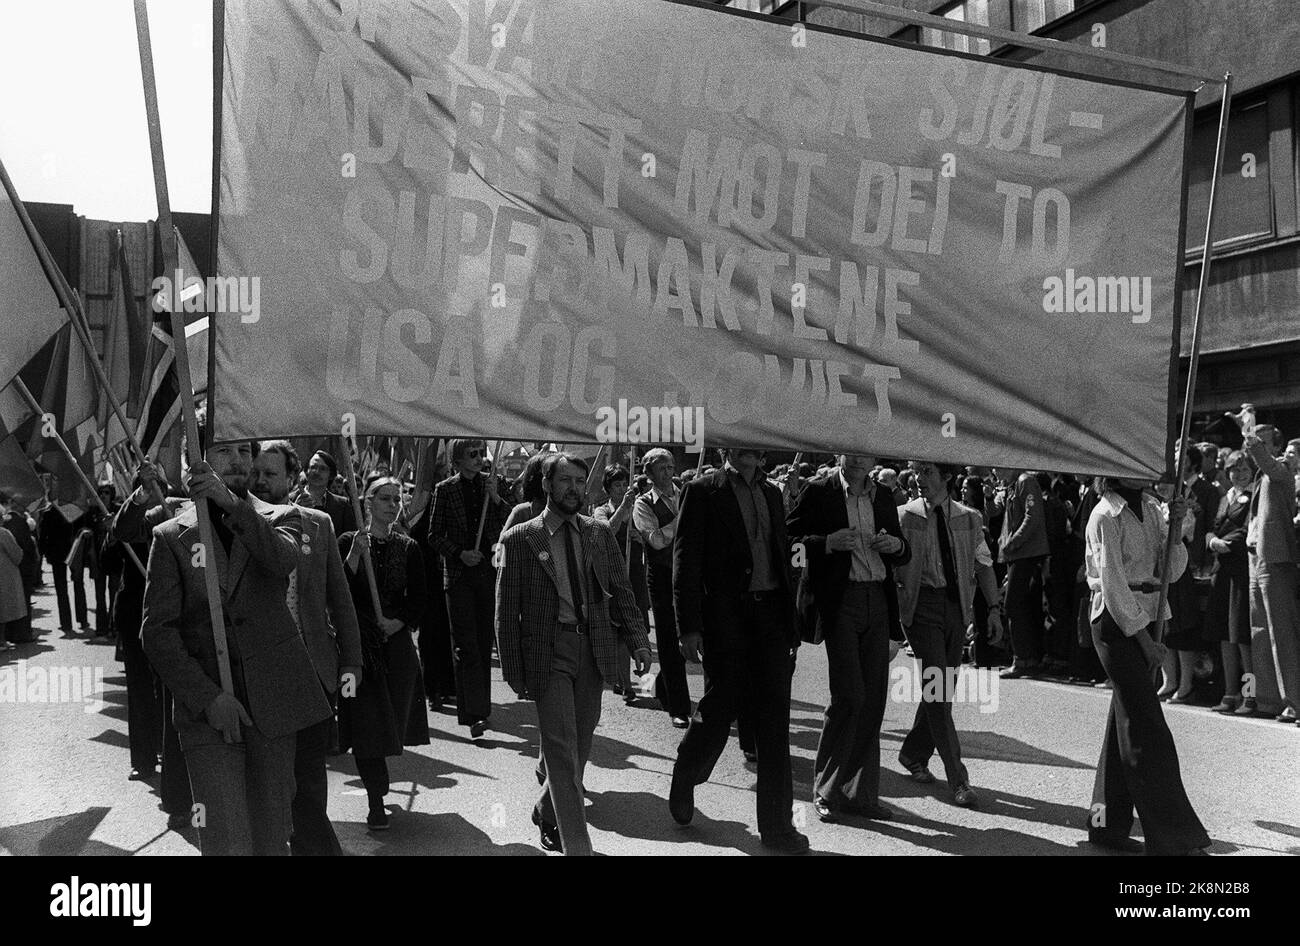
[0,163,202,521]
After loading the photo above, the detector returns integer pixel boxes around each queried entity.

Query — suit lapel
[179,509,230,601]
[525,520,564,597]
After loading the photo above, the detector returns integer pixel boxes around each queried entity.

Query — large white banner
[214,0,1191,477]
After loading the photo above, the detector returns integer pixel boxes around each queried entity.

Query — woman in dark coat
[1204,451,1255,714]
[339,476,429,831]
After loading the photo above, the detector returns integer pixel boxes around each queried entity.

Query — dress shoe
[531,808,562,852]
[902,761,936,784]
[624,692,637,705]
[1233,698,1258,716]
[668,771,694,825]
[1210,696,1240,713]
[366,807,390,831]
[670,716,690,729]
[742,750,758,764]
[1167,691,1194,705]
[952,784,979,808]
[129,766,156,781]
[760,830,810,854]
[470,719,489,738]
[813,796,838,822]
[166,812,189,832]
[1276,708,1298,723]
[1088,832,1144,854]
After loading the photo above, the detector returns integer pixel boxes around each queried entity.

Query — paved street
[2,563,1297,857]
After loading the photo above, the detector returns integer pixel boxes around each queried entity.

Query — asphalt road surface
[2,563,1296,856]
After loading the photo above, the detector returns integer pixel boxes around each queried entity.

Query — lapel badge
[538,550,550,562]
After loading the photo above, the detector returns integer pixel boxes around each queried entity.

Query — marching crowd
[1,421,1298,857]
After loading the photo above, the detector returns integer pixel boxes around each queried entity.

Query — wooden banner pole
[338,436,384,622]
[1154,72,1234,645]
[134,0,236,713]
[474,440,505,550]
[14,378,146,579]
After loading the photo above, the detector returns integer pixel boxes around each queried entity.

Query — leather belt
[557,621,589,635]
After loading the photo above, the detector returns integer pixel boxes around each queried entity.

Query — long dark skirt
[339,628,428,758]
[1089,610,1210,855]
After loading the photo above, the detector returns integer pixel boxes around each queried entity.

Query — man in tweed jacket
[495,453,651,855]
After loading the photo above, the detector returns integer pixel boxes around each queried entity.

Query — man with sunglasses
[429,439,507,739]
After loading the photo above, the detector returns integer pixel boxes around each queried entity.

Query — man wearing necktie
[894,461,1003,808]
[786,454,910,824]
[495,453,652,855]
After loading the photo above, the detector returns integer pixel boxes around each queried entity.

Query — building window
[921,1,991,55]
[1185,101,1273,253]
[1011,0,1076,33]
[724,0,780,14]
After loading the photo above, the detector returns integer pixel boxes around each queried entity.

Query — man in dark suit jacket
[252,440,364,855]
[293,449,357,538]
[495,453,651,855]
[140,437,332,856]
[430,438,508,737]
[786,454,909,822]
[38,480,88,633]
[669,447,808,853]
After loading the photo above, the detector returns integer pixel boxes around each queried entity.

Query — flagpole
[1154,72,1234,644]
[474,440,505,550]
[13,378,146,579]
[0,158,157,494]
[625,443,637,573]
[338,435,384,622]
[134,0,237,720]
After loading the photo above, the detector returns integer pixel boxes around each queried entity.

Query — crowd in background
[1,420,1296,856]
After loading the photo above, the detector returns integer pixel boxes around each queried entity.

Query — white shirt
[1085,491,1187,636]
[838,469,885,582]
[634,484,680,550]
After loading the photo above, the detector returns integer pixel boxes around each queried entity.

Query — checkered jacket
[428,473,507,589]
[494,512,650,699]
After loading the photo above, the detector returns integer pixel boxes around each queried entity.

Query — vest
[644,494,677,578]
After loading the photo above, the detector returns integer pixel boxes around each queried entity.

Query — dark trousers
[648,568,690,719]
[673,595,794,838]
[1005,556,1045,664]
[291,710,342,855]
[92,567,113,635]
[1089,610,1209,855]
[160,685,192,816]
[534,629,604,856]
[899,587,970,788]
[813,581,890,804]
[446,566,495,724]
[1045,555,1076,661]
[419,594,456,702]
[176,704,297,856]
[50,562,86,631]
[121,630,162,771]
[356,756,391,799]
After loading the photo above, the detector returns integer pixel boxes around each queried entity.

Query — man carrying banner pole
[430,439,507,739]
